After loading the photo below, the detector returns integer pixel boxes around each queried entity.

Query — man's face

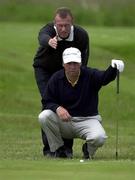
[54,14,72,39]
[64,62,81,78]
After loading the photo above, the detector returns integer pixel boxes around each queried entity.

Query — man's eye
[57,24,70,28]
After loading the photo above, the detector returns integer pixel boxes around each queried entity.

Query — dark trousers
[41,129,73,154]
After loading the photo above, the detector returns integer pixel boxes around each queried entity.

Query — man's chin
[59,34,69,39]
[69,72,78,76]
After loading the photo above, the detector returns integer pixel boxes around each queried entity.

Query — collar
[54,25,74,41]
[65,70,81,87]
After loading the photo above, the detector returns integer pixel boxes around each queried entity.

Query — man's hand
[111,59,124,72]
[56,106,72,122]
[48,36,58,49]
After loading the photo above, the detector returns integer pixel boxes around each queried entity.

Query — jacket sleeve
[92,66,117,89]
[38,23,56,47]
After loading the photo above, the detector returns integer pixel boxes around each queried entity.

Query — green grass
[0,0,135,26]
[0,22,135,179]
[0,160,135,180]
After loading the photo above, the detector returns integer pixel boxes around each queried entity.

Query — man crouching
[38,47,124,159]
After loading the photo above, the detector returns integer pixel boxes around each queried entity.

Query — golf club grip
[117,69,119,94]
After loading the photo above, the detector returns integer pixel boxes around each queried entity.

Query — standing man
[33,7,89,157]
[38,47,124,159]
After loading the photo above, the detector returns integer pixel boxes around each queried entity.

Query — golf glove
[111,59,124,72]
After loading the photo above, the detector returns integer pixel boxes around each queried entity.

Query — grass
[0,160,135,180]
[0,22,135,179]
[0,0,135,26]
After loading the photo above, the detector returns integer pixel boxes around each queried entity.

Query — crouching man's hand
[56,106,72,122]
[111,59,124,72]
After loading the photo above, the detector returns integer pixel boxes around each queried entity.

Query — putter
[115,68,119,160]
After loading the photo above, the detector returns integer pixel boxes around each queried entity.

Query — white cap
[63,47,81,64]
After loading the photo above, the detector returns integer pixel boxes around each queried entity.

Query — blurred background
[0,0,135,26]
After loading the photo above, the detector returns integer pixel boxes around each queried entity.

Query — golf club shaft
[116,69,119,94]
[116,69,119,160]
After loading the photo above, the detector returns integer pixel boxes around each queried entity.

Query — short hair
[54,7,73,19]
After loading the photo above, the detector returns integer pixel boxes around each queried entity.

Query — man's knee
[95,135,107,147]
[38,109,53,125]
[86,133,107,147]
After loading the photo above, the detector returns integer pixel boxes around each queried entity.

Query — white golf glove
[111,59,124,72]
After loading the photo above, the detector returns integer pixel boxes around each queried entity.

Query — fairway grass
[0,160,135,180]
[0,22,135,179]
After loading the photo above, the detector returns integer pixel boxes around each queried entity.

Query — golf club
[115,68,119,160]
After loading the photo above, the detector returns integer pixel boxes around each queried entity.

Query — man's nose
[61,26,66,31]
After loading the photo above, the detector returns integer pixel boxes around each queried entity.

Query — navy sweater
[43,66,117,116]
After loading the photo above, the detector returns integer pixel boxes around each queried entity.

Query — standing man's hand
[56,106,72,122]
[48,36,58,49]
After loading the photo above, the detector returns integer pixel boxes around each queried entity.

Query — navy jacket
[43,66,117,116]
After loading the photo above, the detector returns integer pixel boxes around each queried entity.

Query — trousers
[38,110,107,156]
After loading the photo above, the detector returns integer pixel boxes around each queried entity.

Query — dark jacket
[43,66,117,116]
[33,22,89,99]
[33,22,89,73]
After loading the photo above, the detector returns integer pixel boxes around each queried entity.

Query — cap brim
[63,57,81,64]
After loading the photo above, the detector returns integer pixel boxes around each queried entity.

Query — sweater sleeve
[101,65,117,85]
[38,23,56,47]
[92,65,117,89]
